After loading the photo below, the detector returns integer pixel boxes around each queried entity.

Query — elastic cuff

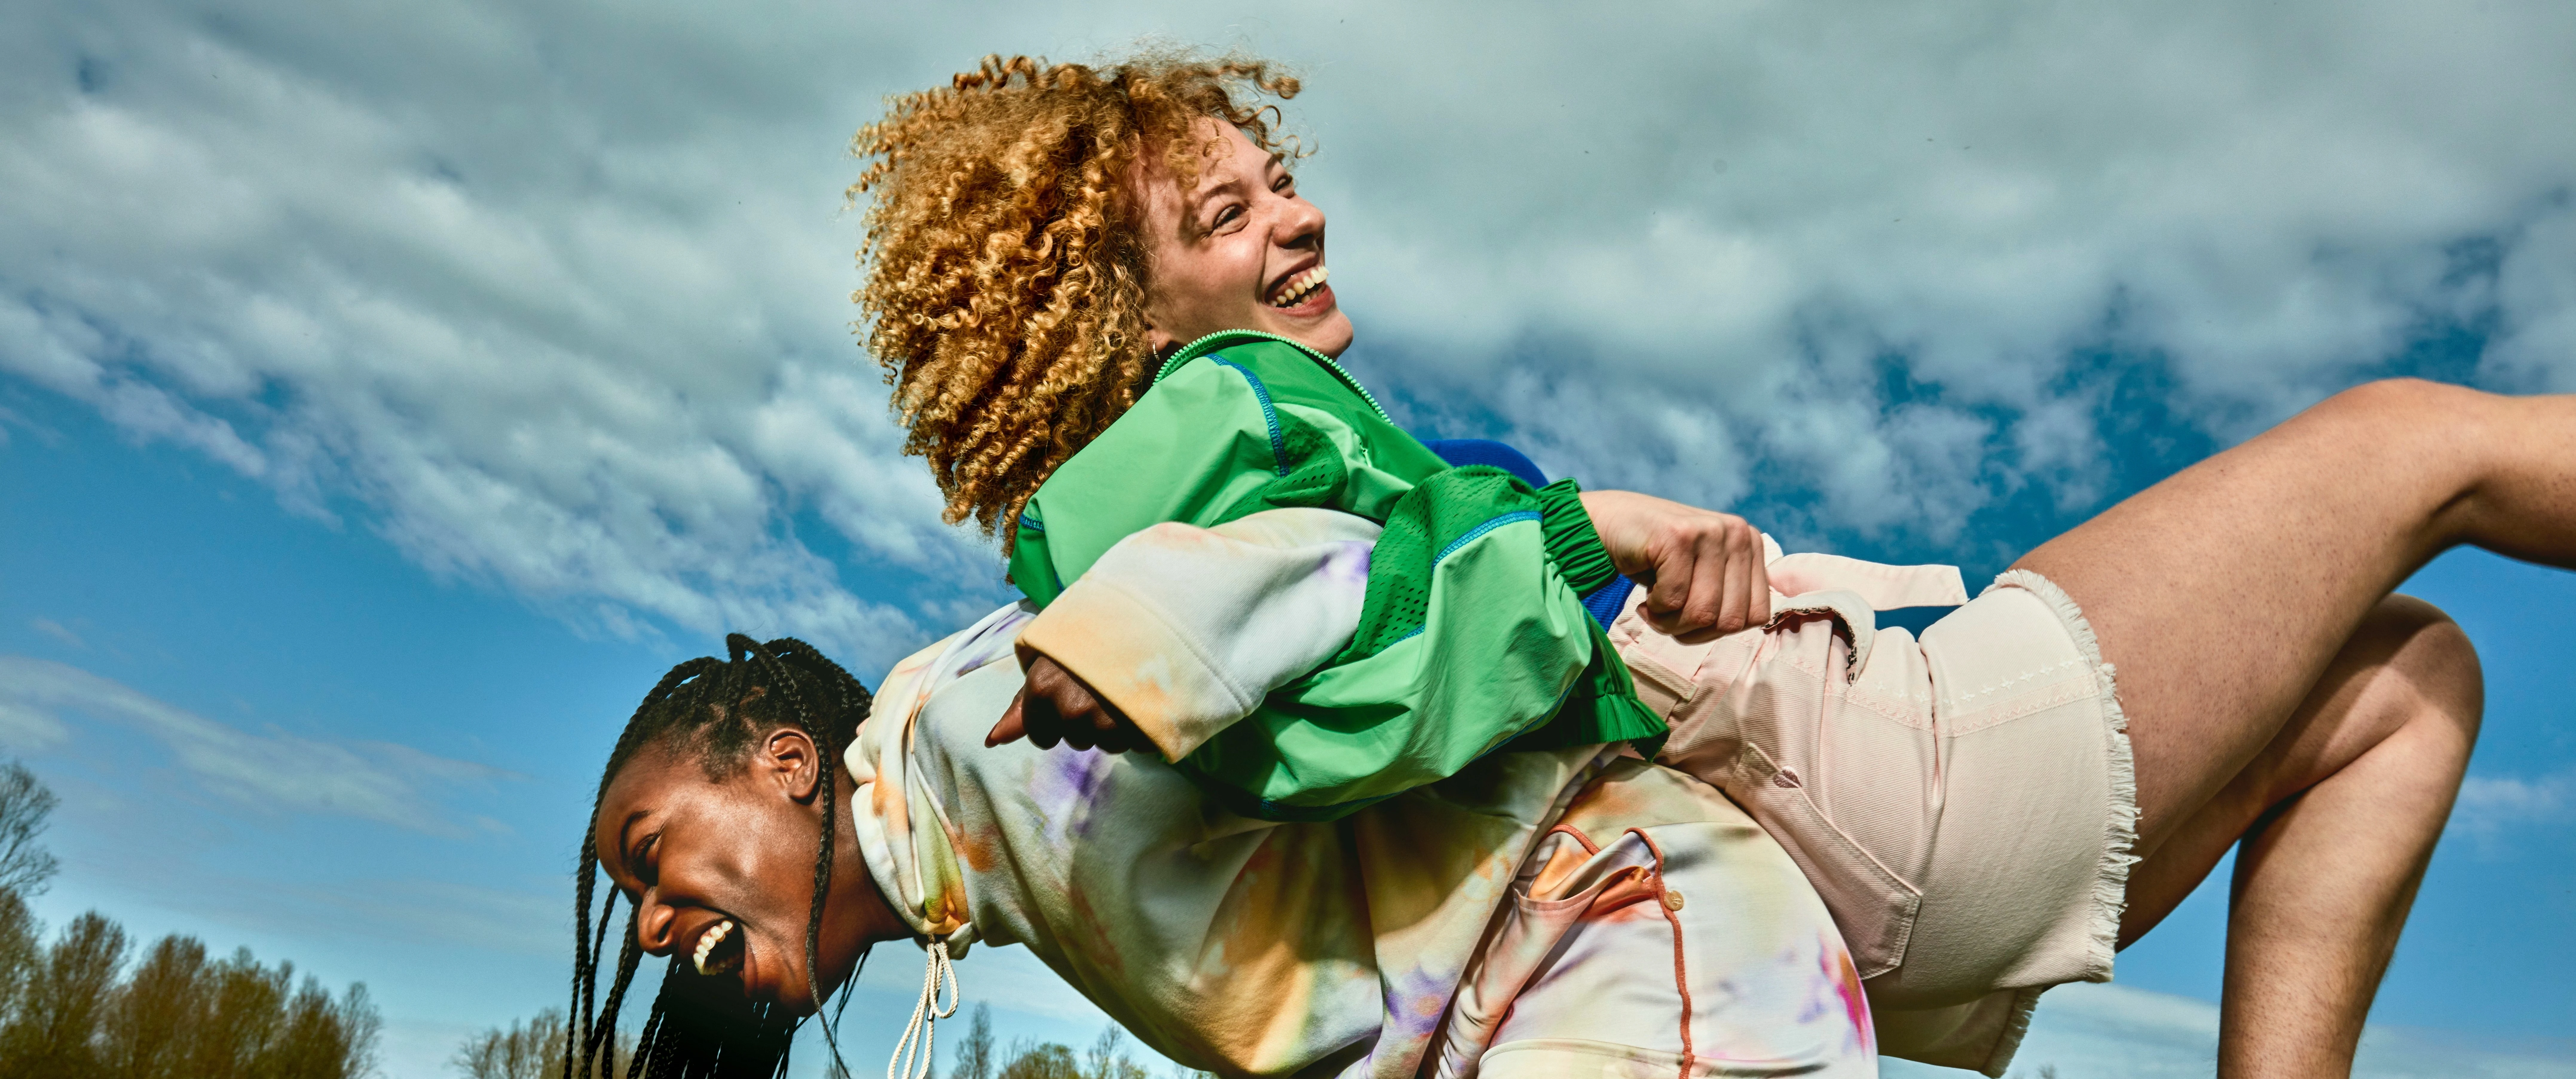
[1535,478,1619,595]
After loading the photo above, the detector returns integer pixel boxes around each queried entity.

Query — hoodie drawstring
[888,938,958,1079]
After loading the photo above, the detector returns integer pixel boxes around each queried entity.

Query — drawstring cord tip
[888,938,959,1079]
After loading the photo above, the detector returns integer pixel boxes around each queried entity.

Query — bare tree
[1084,1027,1149,1079]
[453,1006,628,1079]
[0,760,61,896]
[0,887,40,1024]
[998,1038,1080,1079]
[948,1003,994,1079]
[988,1025,1153,1079]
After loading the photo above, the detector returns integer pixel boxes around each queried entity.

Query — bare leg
[2115,596,2481,1076]
[2016,379,2565,1076]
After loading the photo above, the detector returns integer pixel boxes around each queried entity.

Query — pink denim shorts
[1611,568,2136,1077]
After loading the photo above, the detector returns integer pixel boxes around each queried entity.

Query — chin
[1272,309,1354,358]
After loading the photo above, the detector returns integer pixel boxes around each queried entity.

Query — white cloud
[2454,768,2575,837]
[3,0,2575,654]
[27,618,85,648]
[0,655,512,832]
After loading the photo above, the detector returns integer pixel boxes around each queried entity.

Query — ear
[1146,321,1175,353]
[755,727,824,804]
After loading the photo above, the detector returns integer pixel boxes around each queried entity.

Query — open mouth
[1269,265,1329,309]
[691,917,746,977]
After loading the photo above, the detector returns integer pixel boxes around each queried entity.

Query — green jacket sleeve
[1009,333,1662,821]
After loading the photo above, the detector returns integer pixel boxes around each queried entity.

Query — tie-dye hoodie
[850,603,1875,1078]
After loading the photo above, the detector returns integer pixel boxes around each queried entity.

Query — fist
[986,654,1154,754]
[1578,489,1772,640]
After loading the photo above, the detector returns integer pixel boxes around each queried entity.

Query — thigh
[2011,380,2489,860]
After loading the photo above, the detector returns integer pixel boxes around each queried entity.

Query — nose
[634,894,678,956]
[1273,192,1325,252]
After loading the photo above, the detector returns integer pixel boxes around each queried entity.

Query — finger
[1087,708,1136,754]
[1710,525,1756,634]
[1644,535,1692,629]
[1688,525,1733,633]
[1655,524,1714,635]
[1058,702,1099,751]
[1731,535,1772,633]
[1023,688,1062,750]
[1745,535,1773,627]
[987,692,1030,747]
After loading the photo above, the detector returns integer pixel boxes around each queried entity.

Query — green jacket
[1006,331,1664,820]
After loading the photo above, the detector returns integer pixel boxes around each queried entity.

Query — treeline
[942,1004,1209,1079]
[0,760,380,1078]
[450,1006,630,1079]
[448,1001,1207,1079]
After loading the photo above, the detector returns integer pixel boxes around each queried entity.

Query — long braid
[730,635,858,1076]
[570,638,874,1079]
[590,906,645,1070]
[572,657,718,1079]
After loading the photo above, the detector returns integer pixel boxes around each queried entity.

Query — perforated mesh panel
[1335,466,1540,661]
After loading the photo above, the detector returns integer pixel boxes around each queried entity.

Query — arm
[1016,470,1693,821]
[1001,336,1755,819]
[999,493,1783,761]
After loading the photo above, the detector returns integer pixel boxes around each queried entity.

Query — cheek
[1162,247,1263,316]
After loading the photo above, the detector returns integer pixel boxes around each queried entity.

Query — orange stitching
[1545,824,1602,856]
[1624,828,1693,1079]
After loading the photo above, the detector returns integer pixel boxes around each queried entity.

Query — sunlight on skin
[589,732,907,1015]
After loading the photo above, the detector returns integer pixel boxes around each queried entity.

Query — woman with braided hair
[575,621,1874,1079]
[571,634,893,1077]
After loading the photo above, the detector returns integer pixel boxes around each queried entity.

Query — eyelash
[1208,177,1292,232]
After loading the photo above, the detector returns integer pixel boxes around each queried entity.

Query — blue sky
[4,1,2576,1076]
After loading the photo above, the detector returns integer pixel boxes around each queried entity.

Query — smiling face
[590,728,893,1015]
[1136,120,1353,358]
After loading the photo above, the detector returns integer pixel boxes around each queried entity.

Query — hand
[1578,489,1771,640]
[986,654,1153,754]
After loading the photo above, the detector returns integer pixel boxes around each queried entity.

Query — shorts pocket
[1735,742,1922,979]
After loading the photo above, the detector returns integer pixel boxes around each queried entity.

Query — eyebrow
[610,808,650,876]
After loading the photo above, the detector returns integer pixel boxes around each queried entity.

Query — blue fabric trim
[1435,510,1541,563]
[1422,438,1547,488]
[1423,439,1631,628]
[1210,356,1289,477]
[1017,511,1045,535]
[1581,575,1638,631]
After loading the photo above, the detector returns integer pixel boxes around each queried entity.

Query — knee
[2311,377,2493,428]
[2362,594,2485,742]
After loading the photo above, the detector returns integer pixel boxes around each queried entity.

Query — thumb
[986,692,1030,747]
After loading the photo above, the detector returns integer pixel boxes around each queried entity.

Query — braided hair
[566,635,876,1079]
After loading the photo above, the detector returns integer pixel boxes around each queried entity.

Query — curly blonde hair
[850,51,1302,543]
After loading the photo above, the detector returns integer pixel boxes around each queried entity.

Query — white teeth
[693,919,735,974]
[1272,265,1329,308]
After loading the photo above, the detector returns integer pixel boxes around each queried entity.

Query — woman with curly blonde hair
[575,46,2576,1079]
[851,52,1311,541]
